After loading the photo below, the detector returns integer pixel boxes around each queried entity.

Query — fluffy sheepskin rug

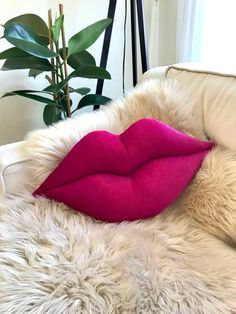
[0,79,236,313]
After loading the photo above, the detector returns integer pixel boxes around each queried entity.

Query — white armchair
[1,62,236,196]
[1,63,236,313]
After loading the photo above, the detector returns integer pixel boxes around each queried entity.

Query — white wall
[0,0,133,145]
[158,0,178,66]
[143,0,178,68]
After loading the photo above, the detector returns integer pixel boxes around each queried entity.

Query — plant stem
[55,42,64,82]
[48,9,57,102]
[59,3,71,118]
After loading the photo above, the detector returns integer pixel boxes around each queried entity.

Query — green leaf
[1,56,52,71]
[67,51,95,69]
[0,47,29,59]
[59,47,68,58]
[59,48,96,68]
[68,18,112,56]
[70,87,90,95]
[52,15,64,43]
[54,78,70,93]
[47,66,111,94]
[4,14,49,45]
[4,22,57,58]
[70,65,111,79]
[43,66,111,95]
[43,85,56,93]
[1,89,52,95]
[43,79,70,94]
[77,94,111,110]
[43,105,60,126]
[28,69,44,78]
[45,74,53,84]
[2,90,56,105]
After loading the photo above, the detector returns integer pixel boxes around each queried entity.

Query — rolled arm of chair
[0,141,29,196]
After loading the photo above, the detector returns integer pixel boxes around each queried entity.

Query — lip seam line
[34,148,213,195]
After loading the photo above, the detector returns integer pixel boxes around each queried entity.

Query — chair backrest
[142,63,236,152]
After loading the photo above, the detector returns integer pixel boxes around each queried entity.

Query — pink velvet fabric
[33,118,213,222]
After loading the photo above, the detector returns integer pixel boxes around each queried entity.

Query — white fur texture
[0,194,235,313]
[0,79,236,313]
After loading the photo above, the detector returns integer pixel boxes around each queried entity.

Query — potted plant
[0,4,112,125]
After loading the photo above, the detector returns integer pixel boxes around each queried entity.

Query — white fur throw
[0,79,236,313]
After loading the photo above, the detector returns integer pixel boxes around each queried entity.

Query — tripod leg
[130,0,138,86]
[94,0,117,110]
[136,0,148,73]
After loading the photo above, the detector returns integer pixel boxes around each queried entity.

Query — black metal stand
[94,0,148,110]
[94,0,117,110]
[130,0,148,85]
[136,0,149,79]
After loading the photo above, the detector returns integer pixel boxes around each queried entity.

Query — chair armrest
[139,65,168,83]
[0,141,29,196]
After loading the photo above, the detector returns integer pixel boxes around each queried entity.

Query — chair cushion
[33,118,213,222]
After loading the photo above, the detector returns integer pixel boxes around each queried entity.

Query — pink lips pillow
[33,118,213,222]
